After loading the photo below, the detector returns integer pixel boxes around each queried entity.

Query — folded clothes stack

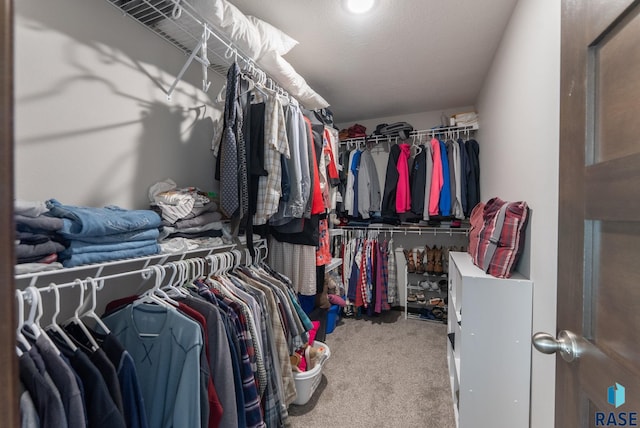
[450,111,479,128]
[19,199,163,268]
[148,179,226,242]
[14,200,66,274]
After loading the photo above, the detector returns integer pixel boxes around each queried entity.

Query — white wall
[14,0,225,210]
[476,1,560,427]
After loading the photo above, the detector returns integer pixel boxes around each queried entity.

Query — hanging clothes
[381,144,401,218]
[450,140,464,218]
[428,138,444,216]
[342,233,395,311]
[465,139,481,215]
[457,138,470,217]
[410,145,427,216]
[422,143,434,221]
[102,303,204,428]
[395,143,412,214]
[357,149,382,219]
[217,62,244,219]
[252,90,290,226]
[438,139,451,217]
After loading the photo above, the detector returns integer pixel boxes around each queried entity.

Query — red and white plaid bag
[468,197,529,278]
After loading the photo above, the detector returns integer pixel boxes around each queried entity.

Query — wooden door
[551,0,640,426]
[0,0,18,424]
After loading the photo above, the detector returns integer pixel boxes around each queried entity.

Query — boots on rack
[433,246,444,275]
[404,249,416,273]
[442,246,450,274]
[415,249,425,274]
[425,245,435,274]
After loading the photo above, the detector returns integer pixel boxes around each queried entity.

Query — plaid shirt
[251,91,290,225]
[381,241,391,311]
[235,270,298,407]
[230,276,284,428]
[358,240,368,308]
[387,239,397,304]
[195,281,265,428]
[212,277,267,399]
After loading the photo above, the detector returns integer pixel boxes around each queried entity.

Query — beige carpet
[287,310,456,428]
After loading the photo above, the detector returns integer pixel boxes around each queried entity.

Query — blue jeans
[61,243,159,268]
[60,238,159,256]
[46,199,161,238]
[68,227,159,244]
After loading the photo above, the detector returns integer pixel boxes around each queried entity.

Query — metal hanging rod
[337,225,469,237]
[15,242,241,289]
[17,239,270,298]
[340,125,478,147]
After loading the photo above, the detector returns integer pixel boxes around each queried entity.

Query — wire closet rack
[105,0,281,99]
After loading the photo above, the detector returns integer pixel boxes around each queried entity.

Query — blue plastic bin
[326,304,341,334]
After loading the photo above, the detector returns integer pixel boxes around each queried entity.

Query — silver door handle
[532,330,580,362]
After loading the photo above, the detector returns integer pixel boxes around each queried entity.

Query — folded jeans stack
[45,199,162,268]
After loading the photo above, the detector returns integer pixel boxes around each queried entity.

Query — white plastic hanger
[149,265,179,306]
[44,283,79,352]
[162,262,188,297]
[64,279,99,352]
[23,286,43,339]
[23,285,61,351]
[81,277,111,335]
[15,289,32,351]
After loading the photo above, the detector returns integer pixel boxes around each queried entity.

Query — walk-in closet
[6,0,628,427]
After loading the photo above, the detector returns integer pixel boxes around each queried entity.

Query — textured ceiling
[230,0,518,123]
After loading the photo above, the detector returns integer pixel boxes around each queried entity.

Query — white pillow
[259,51,329,109]
[153,0,261,60]
[247,15,298,57]
[213,0,262,59]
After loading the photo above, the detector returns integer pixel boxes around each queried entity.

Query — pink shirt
[395,143,412,213]
[429,138,443,215]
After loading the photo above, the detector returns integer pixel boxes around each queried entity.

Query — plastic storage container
[291,341,331,405]
[325,304,341,334]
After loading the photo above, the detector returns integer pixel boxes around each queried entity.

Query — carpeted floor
[287,310,456,428]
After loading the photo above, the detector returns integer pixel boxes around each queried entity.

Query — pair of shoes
[343,305,355,318]
[433,246,444,274]
[425,245,435,273]
[428,297,445,307]
[415,249,425,273]
[404,249,416,273]
[407,293,417,302]
[418,280,440,292]
[431,307,445,321]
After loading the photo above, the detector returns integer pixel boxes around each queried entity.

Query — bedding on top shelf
[150,0,329,109]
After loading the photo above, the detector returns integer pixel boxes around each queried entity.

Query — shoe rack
[388,226,470,322]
